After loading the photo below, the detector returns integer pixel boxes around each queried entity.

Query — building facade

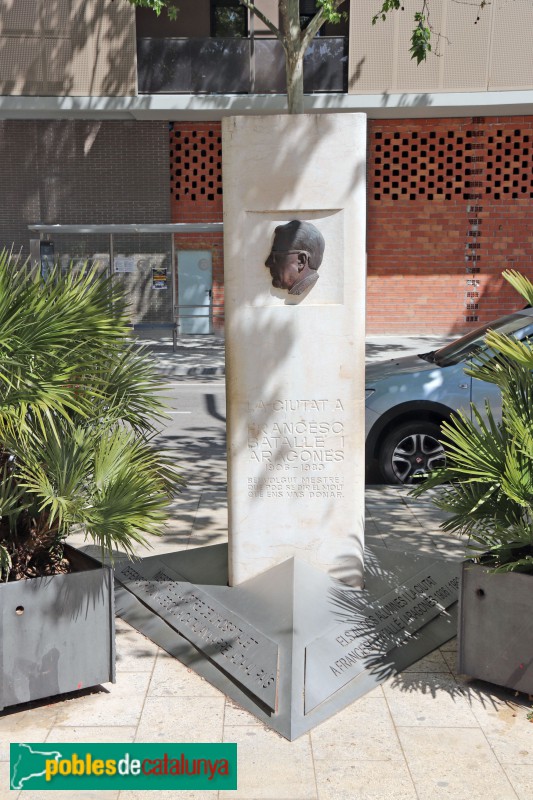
[1,0,533,333]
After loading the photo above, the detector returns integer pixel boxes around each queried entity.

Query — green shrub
[413,270,533,573]
[0,251,181,580]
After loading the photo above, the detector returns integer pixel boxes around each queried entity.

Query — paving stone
[401,650,452,673]
[469,695,533,764]
[501,765,533,800]
[50,673,151,729]
[1,758,19,798]
[135,696,224,743]
[147,652,222,698]
[118,791,217,800]
[115,619,159,673]
[222,725,317,800]
[311,697,405,762]
[0,705,59,761]
[44,726,136,744]
[223,700,263,727]
[313,758,417,800]
[382,673,480,728]
[398,726,518,800]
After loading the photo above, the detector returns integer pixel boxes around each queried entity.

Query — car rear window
[434,313,533,366]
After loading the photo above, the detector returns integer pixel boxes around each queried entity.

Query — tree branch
[300,0,344,56]
[238,0,285,43]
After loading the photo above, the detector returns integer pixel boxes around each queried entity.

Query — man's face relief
[265,229,309,292]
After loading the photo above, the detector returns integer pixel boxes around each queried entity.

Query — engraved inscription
[304,564,460,713]
[247,398,346,495]
[116,563,278,709]
[248,476,344,499]
[328,574,460,676]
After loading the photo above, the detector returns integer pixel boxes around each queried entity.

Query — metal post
[170,233,178,353]
[109,233,114,278]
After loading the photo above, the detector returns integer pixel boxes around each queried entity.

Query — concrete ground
[2,334,533,800]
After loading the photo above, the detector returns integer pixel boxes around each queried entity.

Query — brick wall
[367,117,533,334]
[169,116,533,336]
[170,122,224,329]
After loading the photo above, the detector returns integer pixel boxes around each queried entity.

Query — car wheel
[378,421,446,484]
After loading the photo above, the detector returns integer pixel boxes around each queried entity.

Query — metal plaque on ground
[114,560,278,710]
[102,544,461,740]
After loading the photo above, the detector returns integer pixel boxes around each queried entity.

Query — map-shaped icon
[10,743,63,790]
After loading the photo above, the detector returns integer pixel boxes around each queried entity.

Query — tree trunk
[280,0,304,115]
[286,50,304,114]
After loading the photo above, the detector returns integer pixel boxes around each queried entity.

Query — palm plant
[413,270,533,573]
[0,250,181,581]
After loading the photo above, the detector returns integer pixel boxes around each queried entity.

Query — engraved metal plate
[304,564,460,713]
[115,559,278,710]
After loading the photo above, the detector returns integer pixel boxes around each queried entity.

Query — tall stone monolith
[223,113,366,587]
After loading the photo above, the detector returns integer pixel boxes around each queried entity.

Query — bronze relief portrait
[265,220,325,296]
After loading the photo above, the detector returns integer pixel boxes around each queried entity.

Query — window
[300,0,320,35]
[212,0,248,38]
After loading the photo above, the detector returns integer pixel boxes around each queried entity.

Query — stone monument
[106,113,460,741]
[223,113,367,587]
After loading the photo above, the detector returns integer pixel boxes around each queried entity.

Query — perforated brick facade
[170,122,224,329]
[367,117,533,334]
[169,116,533,336]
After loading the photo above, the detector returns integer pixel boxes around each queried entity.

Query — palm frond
[502,269,533,306]
[0,250,183,573]
[413,271,533,572]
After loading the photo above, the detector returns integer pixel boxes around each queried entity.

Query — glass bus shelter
[28,223,224,349]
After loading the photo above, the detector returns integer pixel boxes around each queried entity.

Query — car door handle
[459,383,469,389]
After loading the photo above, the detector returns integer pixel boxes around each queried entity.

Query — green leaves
[410,12,431,64]
[0,251,182,580]
[316,0,346,25]
[372,0,402,26]
[502,269,533,307]
[413,270,533,573]
[124,0,179,22]
[372,3,432,64]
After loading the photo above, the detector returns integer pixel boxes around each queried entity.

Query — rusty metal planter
[458,561,533,694]
[0,546,115,711]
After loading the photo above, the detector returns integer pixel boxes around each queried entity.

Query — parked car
[365,308,533,483]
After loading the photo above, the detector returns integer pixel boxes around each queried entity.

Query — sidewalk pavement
[3,335,533,800]
[131,331,458,377]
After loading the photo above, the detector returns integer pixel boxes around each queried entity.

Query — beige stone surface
[402,650,452,673]
[397,727,518,800]
[50,673,151,729]
[1,757,19,798]
[115,618,159,673]
[147,652,222,698]
[222,724,317,799]
[223,700,263,727]
[469,695,533,764]
[223,113,367,587]
[310,697,404,762]
[22,791,119,800]
[313,758,417,800]
[0,705,59,761]
[501,765,533,800]
[135,696,225,743]
[44,725,136,744]
[382,672,480,728]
